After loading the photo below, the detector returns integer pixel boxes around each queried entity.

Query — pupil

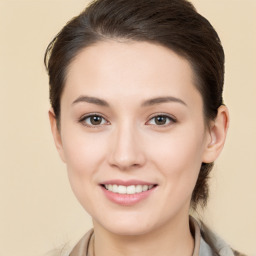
[156,116,166,125]
[91,116,102,125]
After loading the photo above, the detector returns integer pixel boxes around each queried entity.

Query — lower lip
[101,186,157,206]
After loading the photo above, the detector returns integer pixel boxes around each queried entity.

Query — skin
[49,41,229,256]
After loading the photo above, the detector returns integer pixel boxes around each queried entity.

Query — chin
[94,215,156,236]
[107,224,153,236]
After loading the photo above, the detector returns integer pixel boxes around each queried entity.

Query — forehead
[63,40,201,107]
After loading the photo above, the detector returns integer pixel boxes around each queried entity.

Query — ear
[202,105,230,163]
[48,109,66,163]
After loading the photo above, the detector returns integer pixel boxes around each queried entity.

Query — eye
[147,114,176,126]
[80,114,109,127]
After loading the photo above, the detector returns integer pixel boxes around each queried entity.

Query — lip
[100,179,156,186]
[100,180,158,206]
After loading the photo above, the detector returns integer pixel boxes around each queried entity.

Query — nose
[108,123,146,171]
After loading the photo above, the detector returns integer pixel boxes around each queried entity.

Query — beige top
[67,217,242,256]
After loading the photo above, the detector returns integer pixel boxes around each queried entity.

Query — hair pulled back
[44,0,225,210]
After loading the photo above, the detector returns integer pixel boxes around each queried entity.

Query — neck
[93,214,194,256]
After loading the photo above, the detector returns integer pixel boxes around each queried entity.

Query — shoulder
[68,229,94,256]
[43,230,94,256]
[190,216,247,256]
[43,248,70,256]
[200,221,247,256]
[232,250,247,256]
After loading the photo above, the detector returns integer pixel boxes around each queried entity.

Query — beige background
[0,0,255,255]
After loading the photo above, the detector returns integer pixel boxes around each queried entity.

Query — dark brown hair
[44,0,224,210]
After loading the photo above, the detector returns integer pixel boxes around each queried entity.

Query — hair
[44,0,224,254]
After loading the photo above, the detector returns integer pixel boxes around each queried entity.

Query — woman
[44,0,245,255]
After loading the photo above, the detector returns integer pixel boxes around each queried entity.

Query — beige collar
[190,216,201,256]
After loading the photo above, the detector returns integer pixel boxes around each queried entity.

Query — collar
[190,216,235,256]
[69,216,234,256]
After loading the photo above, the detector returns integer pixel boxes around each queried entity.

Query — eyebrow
[72,96,109,107]
[141,96,187,107]
[72,95,187,108]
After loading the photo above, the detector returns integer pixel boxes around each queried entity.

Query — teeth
[104,184,154,194]
[135,185,143,193]
[127,185,135,194]
[113,184,118,193]
[118,185,126,194]
[142,185,148,192]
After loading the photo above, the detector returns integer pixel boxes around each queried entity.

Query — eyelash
[79,113,177,128]
[79,113,110,128]
[146,114,177,127]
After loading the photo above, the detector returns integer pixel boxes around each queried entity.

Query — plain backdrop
[0,0,255,255]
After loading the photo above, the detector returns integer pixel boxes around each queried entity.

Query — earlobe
[202,105,229,163]
[48,109,66,163]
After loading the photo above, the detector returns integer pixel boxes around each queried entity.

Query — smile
[103,184,155,195]
[100,180,158,205]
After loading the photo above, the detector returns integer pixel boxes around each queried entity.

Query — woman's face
[54,41,213,235]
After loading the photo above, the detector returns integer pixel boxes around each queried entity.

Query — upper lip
[100,179,157,186]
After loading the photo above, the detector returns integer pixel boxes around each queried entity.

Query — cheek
[62,125,106,168]
[148,126,206,189]
[61,127,108,196]
[152,132,204,167]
